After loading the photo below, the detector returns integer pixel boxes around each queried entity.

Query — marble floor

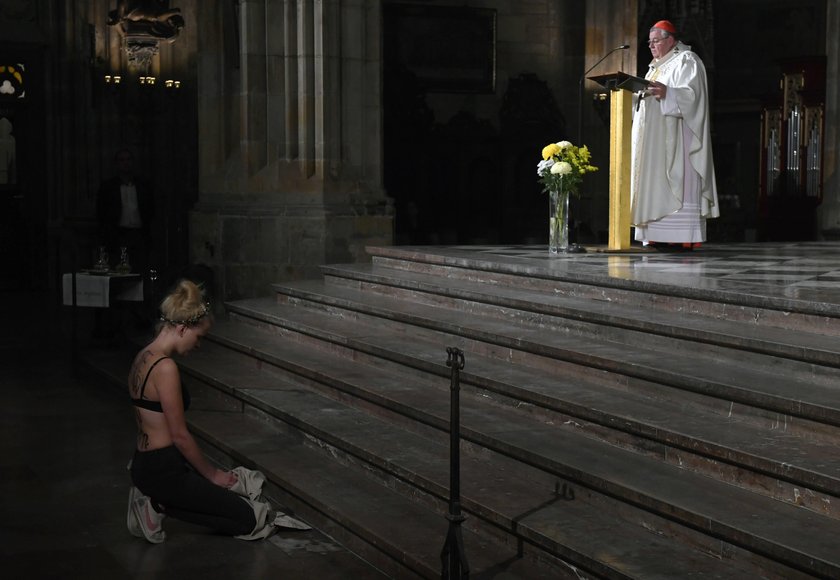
[401,241,840,314]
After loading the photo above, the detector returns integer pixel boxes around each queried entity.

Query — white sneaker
[126,487,144,538]
[130,491,166,543]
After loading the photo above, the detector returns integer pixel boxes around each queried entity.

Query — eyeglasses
[647,37,668,46]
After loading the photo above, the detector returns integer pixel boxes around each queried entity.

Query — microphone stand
[577,44,630,144]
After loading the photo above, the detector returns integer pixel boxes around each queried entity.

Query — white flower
[537,159,554,175]
[551,161,572,175]
[556,141,573,149]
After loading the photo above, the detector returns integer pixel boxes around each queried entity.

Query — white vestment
[631,42,719,243]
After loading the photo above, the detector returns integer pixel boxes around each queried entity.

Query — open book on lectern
[588,71,650,92]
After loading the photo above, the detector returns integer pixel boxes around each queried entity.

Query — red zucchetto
[653,20,677,33]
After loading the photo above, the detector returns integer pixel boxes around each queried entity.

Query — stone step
[220,296,840,506]
[366,246,840,337]
[195,317,840,577]
[178,341,795,579]
[187,410,565,579]
[214,301,840,505]
[321,262,840,367]
[255,280,840,428]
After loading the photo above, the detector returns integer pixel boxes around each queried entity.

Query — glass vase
[549,188,569,254]
[94,246,110,271]
[116,246,131,274]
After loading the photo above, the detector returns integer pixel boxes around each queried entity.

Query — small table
[63,271,146,372]
[62,271,144,307]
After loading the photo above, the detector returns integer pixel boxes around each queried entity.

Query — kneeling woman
[127,279,258,542]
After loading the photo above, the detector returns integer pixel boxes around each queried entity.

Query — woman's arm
[155,359,236,487]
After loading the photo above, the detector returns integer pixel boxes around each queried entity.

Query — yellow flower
[542,143,560,160]
[537,139,598,197]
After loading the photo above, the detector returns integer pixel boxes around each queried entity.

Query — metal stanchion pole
[440,346,469,579]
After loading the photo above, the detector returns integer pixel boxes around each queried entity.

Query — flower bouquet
[537,141,598,253]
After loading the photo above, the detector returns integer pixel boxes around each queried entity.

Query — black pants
[131,446,256,536]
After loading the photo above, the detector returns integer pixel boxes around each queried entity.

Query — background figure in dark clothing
[96,148,155,275]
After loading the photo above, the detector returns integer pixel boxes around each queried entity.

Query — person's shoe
[653,242,691,253]
[126,486,144,538]
[130,492,166,543]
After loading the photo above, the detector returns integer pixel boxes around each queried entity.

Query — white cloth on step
[229,466,267,501]
[272,512,311,530]
[228,466,312,537]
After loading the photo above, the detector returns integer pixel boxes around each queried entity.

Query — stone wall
[820,1,840,236]
[382,0,638,245]
[192,0,392,301]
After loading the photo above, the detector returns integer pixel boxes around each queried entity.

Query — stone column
[191,0,392,301]
[819,1,840,236]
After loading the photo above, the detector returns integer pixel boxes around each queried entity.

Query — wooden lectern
[588,72,649,250]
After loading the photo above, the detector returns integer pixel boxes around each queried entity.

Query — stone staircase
[91,246,840,579]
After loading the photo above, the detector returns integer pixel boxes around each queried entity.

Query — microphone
[578,44,631,143]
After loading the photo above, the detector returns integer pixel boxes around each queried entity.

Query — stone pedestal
[189,194,392,301]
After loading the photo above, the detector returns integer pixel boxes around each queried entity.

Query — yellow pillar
[608,88,632,250]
